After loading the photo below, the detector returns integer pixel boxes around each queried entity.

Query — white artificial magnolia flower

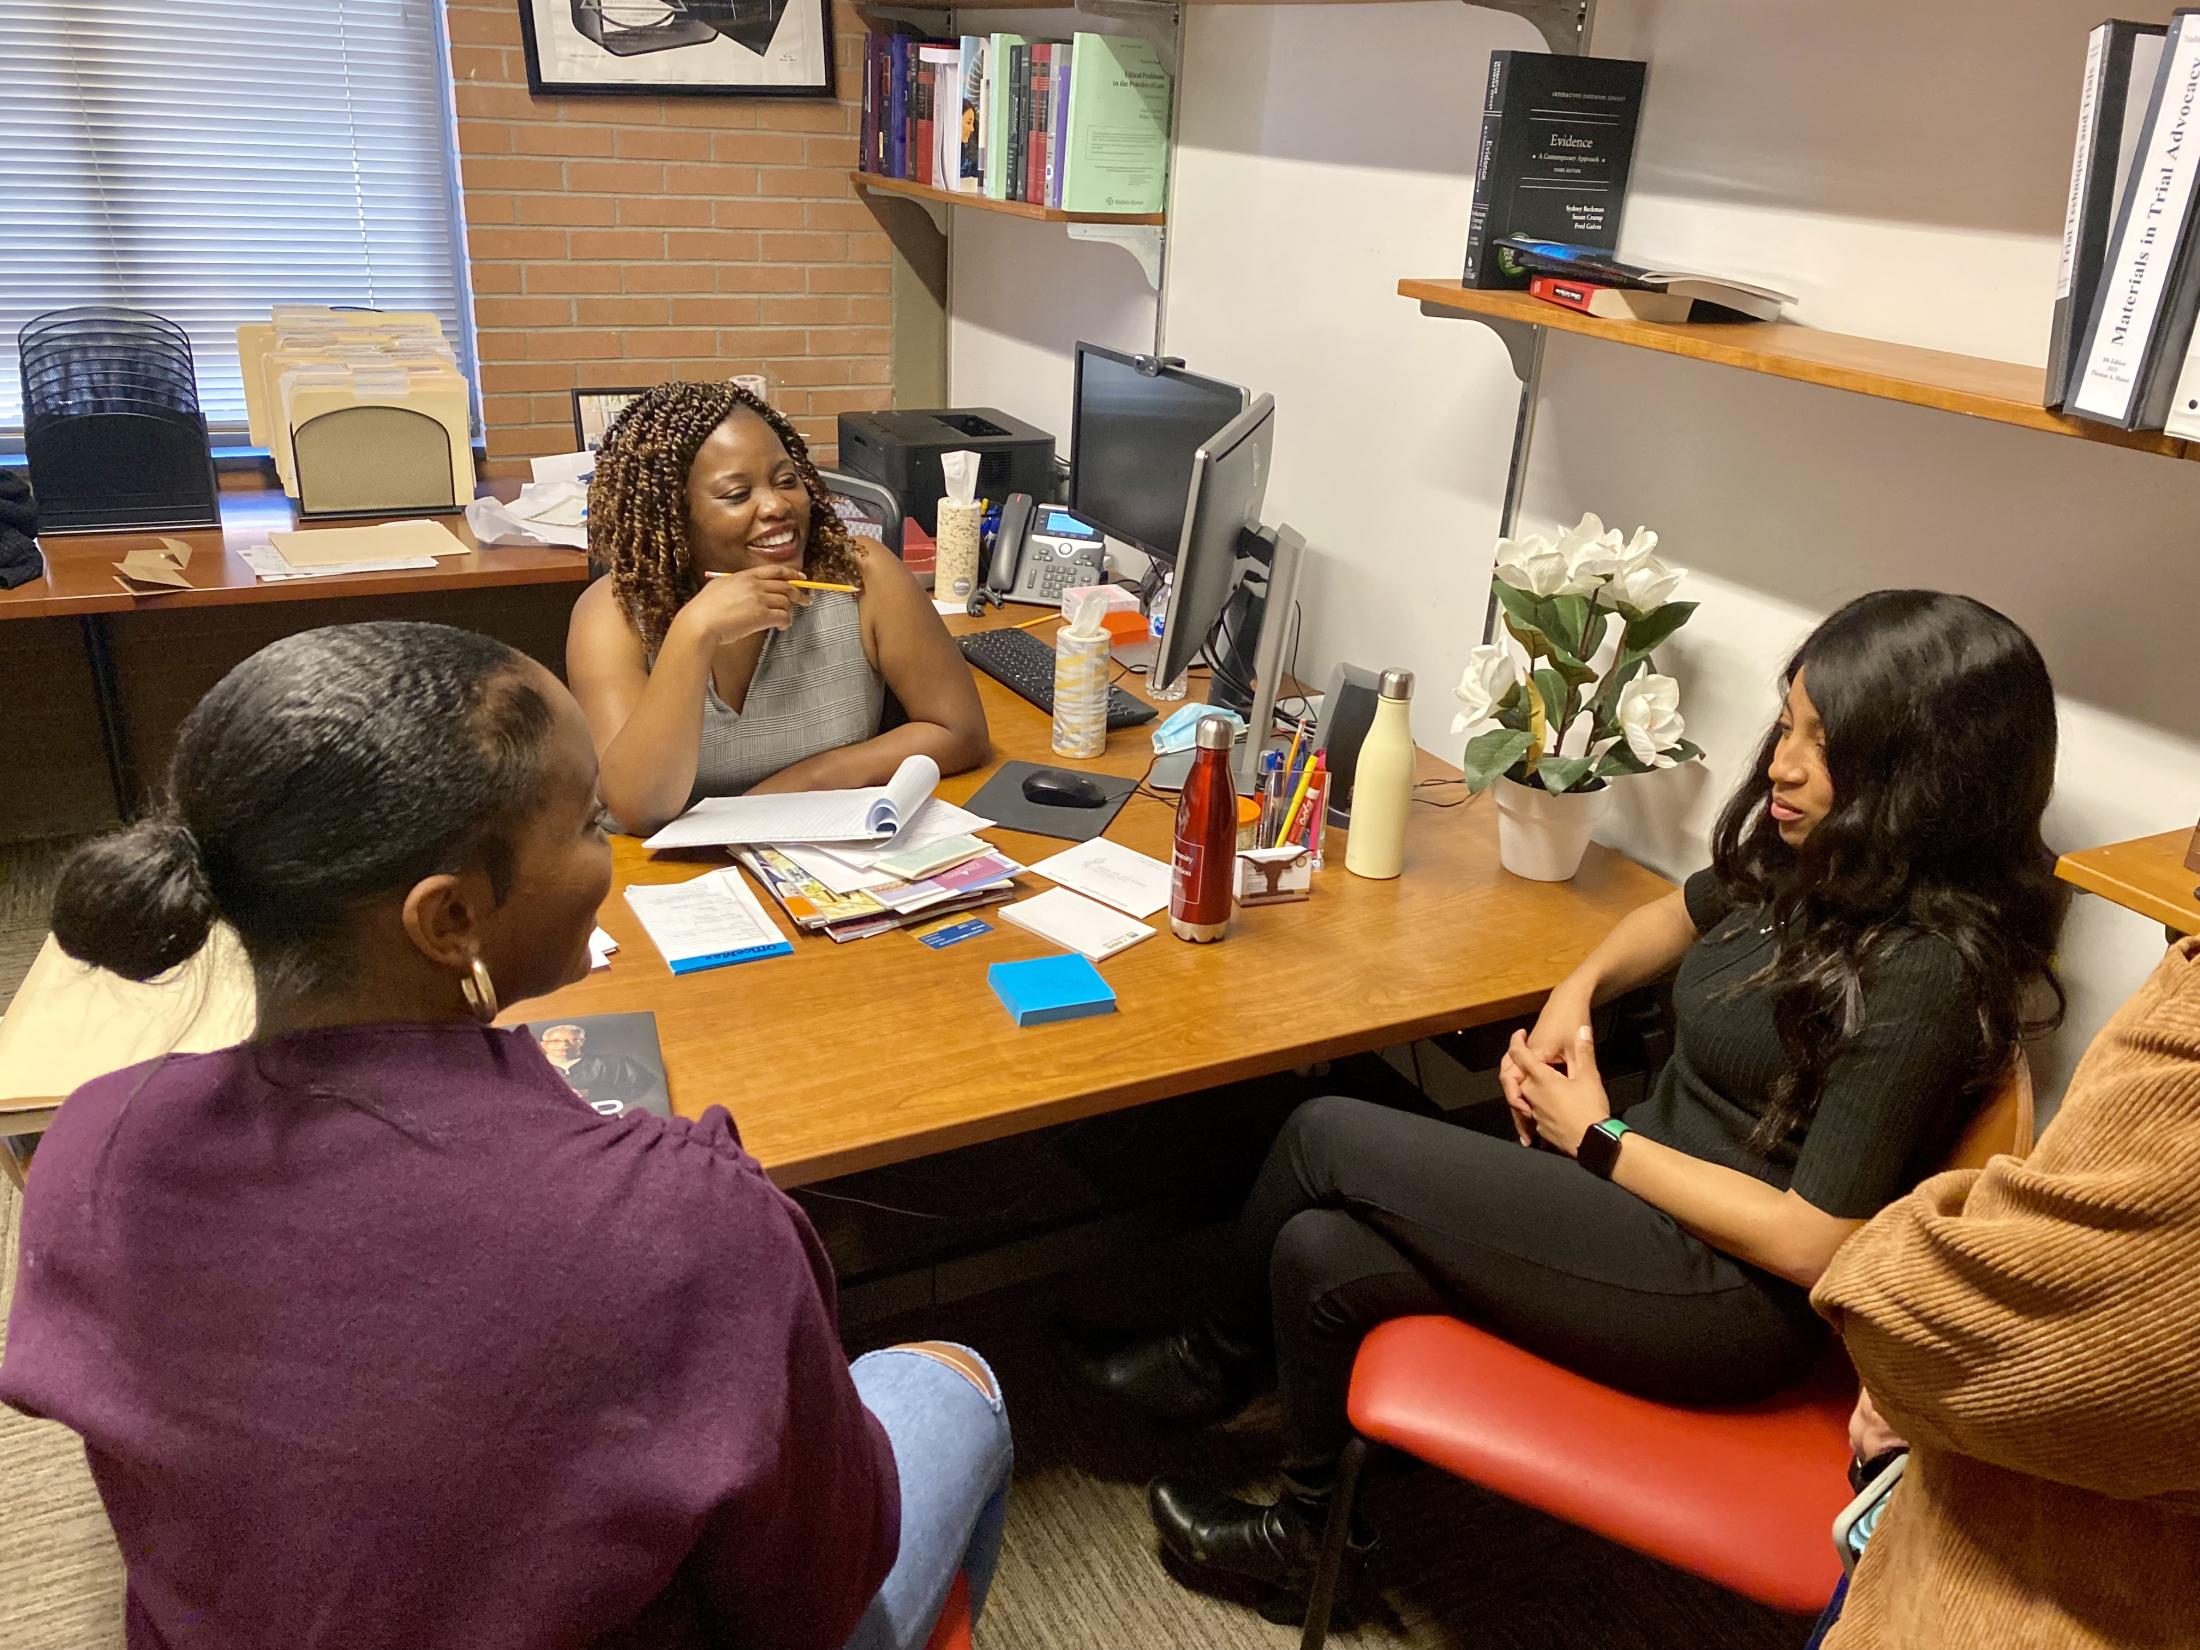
[1617,673,1687,768]
[1451,643,1520,736]
[1552,512,1625,594]
[1604,549,1686,613]
[1491,531,1571,598]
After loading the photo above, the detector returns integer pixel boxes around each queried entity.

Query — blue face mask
[1151,703,1245,755]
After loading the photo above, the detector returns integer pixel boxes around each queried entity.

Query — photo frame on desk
[518,1,834,97]
[572,387,651,453]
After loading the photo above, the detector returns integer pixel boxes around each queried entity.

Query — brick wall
[445,0,894,463]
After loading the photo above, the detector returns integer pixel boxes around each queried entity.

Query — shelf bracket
[1068,223,1165,291]
[1418,302,1538,383]
[1469,0,1592,55]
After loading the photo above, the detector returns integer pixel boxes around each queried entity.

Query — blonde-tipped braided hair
[588,381,864,651]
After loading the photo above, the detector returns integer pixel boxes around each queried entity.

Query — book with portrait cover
[527,1011,670,1120]
[1463,51,1647,289]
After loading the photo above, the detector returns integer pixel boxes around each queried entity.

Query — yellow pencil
[1010,612,1056,630]
[702,572,858,594]
[1275,754,1318,848]
[1280,712,1308,789]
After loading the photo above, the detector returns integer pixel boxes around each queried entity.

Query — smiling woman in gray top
[566,381,989,836]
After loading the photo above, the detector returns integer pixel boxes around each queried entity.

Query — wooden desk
[512,643,1672,1185]
[1,481,588,820]
[2055,830,2200,936]
[0,635,1673,1187]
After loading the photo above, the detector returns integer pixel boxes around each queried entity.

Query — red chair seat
[920,1571,974,1650]
[1347,1316,1853,1614]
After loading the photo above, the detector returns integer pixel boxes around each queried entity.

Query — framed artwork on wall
[518,1,834,98]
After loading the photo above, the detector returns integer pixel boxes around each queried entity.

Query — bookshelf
[2057,831,2200,936]
[1399,280,2194,464]
[852,171,1165,227]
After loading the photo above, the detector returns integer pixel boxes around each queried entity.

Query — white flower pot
[1495,777,1614,882]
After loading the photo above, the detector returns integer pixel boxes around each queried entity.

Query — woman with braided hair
[568,381,988,834]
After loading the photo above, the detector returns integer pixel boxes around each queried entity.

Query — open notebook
[643,755,943,851]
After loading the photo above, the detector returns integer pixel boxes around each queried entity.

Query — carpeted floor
[0,838,1810,1649]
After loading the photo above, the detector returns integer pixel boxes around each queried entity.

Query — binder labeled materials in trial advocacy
[2068,10,2200,431]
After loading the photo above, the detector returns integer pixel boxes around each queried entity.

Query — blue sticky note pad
[988,953,1118,1027]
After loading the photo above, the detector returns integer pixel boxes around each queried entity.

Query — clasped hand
[1500,1022,1611,1157]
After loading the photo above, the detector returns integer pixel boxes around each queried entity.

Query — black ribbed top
[1621,870,1984,1220]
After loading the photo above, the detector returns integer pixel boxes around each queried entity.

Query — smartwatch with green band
[1577,1116,1631,1179]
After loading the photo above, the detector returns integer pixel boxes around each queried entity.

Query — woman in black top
[1063,590,2068,1619]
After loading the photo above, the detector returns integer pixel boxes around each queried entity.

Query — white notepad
[624,869,792,974]
[644,755,942,851]
[1029,838,1173,920]
[999,887,1154,962]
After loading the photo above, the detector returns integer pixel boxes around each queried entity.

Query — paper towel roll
[935,499,984,604]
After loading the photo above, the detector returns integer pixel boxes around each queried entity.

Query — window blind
[0,0,474,439]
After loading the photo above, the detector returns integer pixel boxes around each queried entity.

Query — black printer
[836,408,1055,535]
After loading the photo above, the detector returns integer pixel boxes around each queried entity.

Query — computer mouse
[1021,768,1110,809]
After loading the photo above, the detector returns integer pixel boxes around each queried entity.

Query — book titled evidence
[1528,273,1691,323]
[1464,52,1646,289]
[2048,21,2168,409]
[1058,32,1172,215]
[2070,10,2200,430]
[1495,237,1793,322]
[985,32,1030,199]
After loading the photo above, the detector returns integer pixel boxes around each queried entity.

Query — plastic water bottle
[1149,573,1188,702]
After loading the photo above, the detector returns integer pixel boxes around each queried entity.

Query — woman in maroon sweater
[1,621,1009,1650]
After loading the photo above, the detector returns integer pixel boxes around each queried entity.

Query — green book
[1059,32,1172,214]
[985,32,1029,199]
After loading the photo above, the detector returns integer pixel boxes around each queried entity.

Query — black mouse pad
[966,760,1140,843]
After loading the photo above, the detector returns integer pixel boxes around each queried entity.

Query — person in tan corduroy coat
[1812,937,2200,1650]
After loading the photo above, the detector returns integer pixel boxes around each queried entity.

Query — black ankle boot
[1052,1319,1261,1425]
[1147,1477,1371,1621]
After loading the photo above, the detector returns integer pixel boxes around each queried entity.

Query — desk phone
[980,496,1108,608]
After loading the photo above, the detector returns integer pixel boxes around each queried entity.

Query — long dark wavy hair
[1710,590,2067,1155]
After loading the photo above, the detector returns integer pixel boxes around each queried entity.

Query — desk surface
[0,481,588,620]
[2056,830,2200,935]
[0,620,1674,1181]
[510,633,1672,1184]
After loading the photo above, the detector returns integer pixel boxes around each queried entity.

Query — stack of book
[2054,12,2200,438]
[738,835,1023,945]
[860,29,1172,215]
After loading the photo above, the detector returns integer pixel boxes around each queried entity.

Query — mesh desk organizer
[17,306,221,535]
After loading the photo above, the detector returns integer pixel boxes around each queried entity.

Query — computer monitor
[1066,343,1247,562]
[1151,393,1306,792]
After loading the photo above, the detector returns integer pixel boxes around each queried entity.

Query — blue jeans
[842,1345,1013,1650]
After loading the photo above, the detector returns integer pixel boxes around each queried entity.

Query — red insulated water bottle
[1170,714,1238,943]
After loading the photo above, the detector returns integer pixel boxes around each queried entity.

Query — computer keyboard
[958,627,1159,730]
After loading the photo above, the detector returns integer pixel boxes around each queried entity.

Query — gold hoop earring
[459,956,499,1025]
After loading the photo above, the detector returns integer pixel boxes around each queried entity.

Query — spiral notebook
[643,755,942,851]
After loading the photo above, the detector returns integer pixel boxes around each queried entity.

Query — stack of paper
[624,869,792,975]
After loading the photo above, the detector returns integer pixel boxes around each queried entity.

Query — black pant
[1217,1096,1826,1466]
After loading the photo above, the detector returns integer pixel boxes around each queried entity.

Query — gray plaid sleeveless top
[688,592,884,800]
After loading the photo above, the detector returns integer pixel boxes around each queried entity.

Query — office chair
[1296,1058,2038,1648]
[819,468,902,558]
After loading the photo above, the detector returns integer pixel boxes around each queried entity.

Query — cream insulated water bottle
[1051,591,1111,759]
[1344,669,1415,880]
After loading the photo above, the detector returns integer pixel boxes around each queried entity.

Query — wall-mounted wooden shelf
[853,171,1164,227]
[1399,279,2195,464]
[2057,830,2200,935]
